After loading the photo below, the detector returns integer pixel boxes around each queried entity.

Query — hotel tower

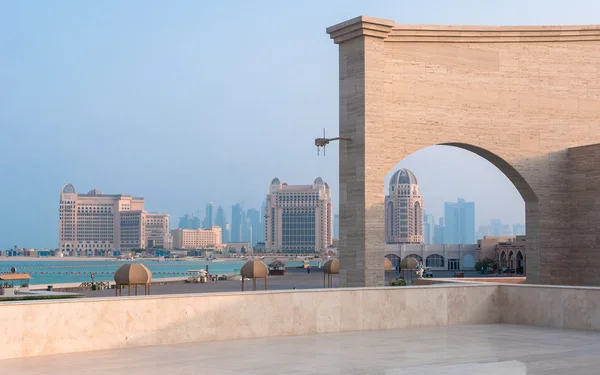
[385,169,425,244]
[59,184,170,256]
[264,177,333,253]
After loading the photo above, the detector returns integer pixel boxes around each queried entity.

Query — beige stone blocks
[328,16,600,287]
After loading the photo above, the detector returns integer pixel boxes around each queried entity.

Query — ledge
[327,16,600,44]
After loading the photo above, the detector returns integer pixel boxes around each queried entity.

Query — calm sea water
[0,259,319,286]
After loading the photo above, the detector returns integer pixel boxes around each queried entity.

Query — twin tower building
[58,169,421,255]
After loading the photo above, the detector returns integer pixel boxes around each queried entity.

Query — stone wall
[2,283,600,360]
[0,285,497,360]
[327,16,600,287]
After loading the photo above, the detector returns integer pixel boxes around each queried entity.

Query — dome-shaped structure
[323,259,340,274]
[271,177,281,185]
[390,168,418,186]
[384,257,394,272]
[314,177,324,185]
[323,259,339,288]
[400,257,419,270]
[62,183,76,194]
[240,260,269,291]
[114,264,152,296]
[114,264,152,285]
[240,260,269,278]
[87,188,103,195]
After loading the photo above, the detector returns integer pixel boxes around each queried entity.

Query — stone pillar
[327,17,394,287]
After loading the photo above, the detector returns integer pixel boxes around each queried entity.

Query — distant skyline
[2,0,596,249]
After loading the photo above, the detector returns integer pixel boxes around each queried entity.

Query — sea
[0,259,320,286]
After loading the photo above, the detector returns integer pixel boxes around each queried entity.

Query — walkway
[1,324,599,374]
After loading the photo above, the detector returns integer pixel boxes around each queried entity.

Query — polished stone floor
[3,324,600,374]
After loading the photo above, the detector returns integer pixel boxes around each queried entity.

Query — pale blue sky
[1,0,598,249]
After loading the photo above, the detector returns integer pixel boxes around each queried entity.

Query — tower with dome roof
[385,169,424,244]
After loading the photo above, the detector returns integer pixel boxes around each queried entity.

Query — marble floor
[2,324,600,374]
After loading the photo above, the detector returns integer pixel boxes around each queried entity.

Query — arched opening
[508,251,515,271]
[380,143,534,283]
[404,254,423,264]
[500,251,507,269]
[425,254,444,268]
[463,254,475,269]
[385,254,401,269]
[516,251,524,274]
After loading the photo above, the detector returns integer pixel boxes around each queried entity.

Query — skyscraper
[203,202,215,229]
[424,213,435,244]
[178,214,200,230]
[215,206,229,244]
[513,223,526,236]
[489,219,504,237]
[231,203,243,242]
[265,177,333,253]
[384,169,424,244]
[246,208,261,246]
[476,225,490,240]
[444,198,475,244]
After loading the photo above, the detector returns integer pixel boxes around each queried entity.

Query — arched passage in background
[516,251,524,274]
[463,254,475,269]
[329,16,600,287]
[500,252,507,269]
[425,254,444,268]
[404,254,422,264]
[384,254,400,269]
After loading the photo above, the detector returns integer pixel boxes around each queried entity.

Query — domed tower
[385,169,424,244]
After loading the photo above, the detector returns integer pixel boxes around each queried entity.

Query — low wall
[0,284,497,360]
[1,283,599,360]
[499,284,600,331]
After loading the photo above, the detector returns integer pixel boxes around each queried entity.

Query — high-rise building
[433,224,445,244]
[489,219,504,237]
[424,213,435,244]
[265,177,333,253]
[215,206,229,243]
[241,210,252,244]
[385,169,424,244]
[513,223,526,236]
[203,202,215,229]
[246,208,261,246]
[178,214,201,230]
[170,227,222,249]
[231,203,243,242]
[58,184,168,255]
[144,213,171,249]
[444,198,475,244]
[476,225,490,240]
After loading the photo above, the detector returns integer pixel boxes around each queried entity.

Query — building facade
[214,206,229,244]
[384,169,424,244]
[170,227,222,249]
[265,177,333,253]
[444,198,476,244]
[384,243,479,271]
[145,213,171,249]
[58,184,171,255]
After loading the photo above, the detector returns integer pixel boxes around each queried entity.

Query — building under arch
[385,168,424,244]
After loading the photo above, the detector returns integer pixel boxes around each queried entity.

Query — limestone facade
[327,16,600,287]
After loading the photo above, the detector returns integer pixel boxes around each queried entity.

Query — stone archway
[327,16,600,287]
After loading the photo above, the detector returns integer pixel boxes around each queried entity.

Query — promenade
[2,324,598,374]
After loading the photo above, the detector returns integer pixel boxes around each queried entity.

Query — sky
[1,0,599,249]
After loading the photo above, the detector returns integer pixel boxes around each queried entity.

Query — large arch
[328,16,600,287]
